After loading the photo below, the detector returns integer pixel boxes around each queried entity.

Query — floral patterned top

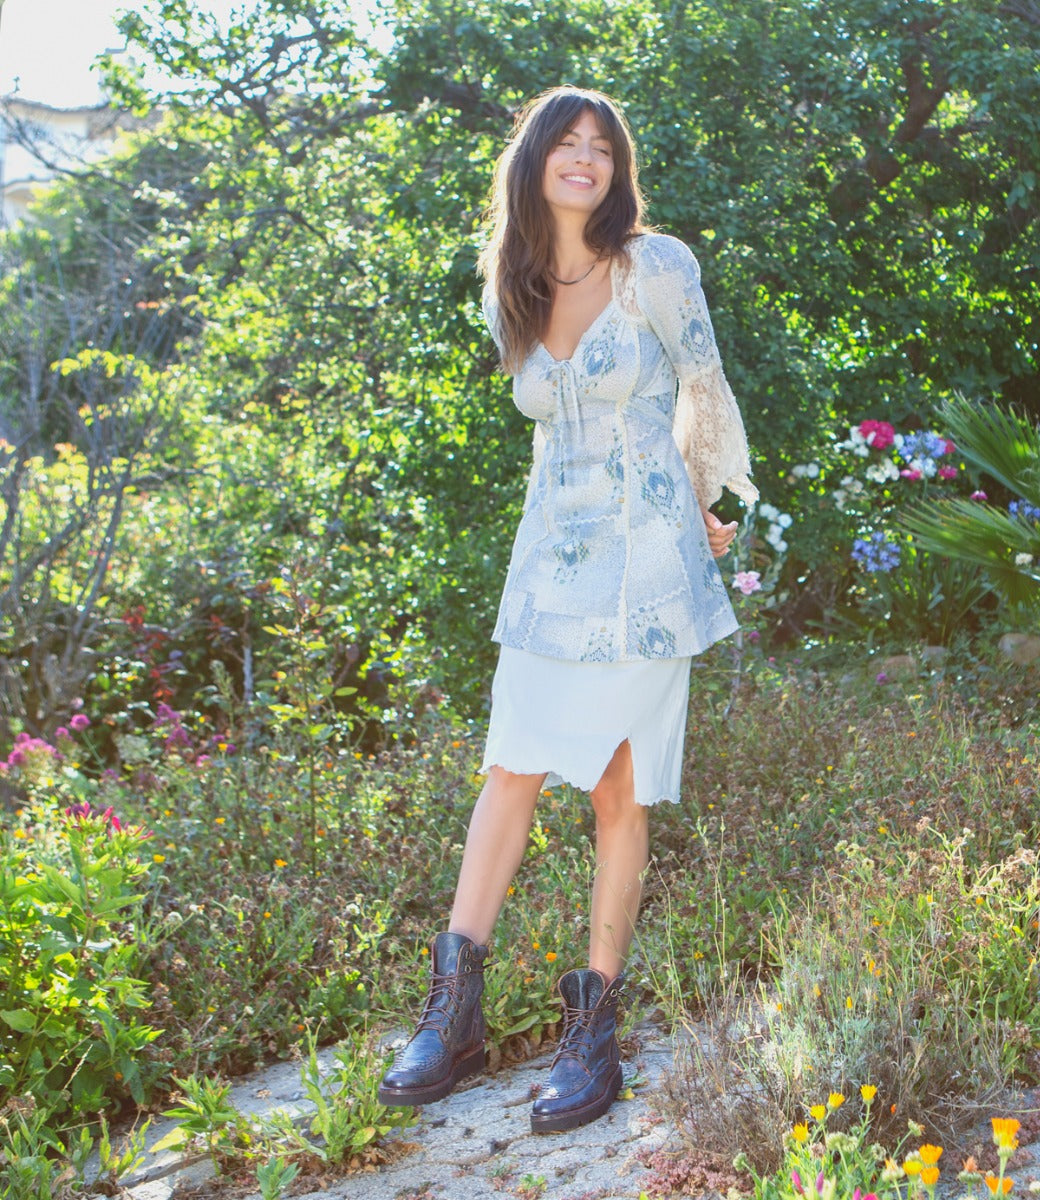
[483,233,758,663]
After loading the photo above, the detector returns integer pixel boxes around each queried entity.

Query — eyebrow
[563,127,612,142]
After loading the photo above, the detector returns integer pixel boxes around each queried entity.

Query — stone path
[121,1024,679,1200]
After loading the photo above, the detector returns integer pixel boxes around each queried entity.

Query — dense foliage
[2,0,1038,733]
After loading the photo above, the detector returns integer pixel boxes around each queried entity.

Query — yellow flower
[274,858,287,868]
[992,1119,1021,1150]
[810,1105,827,1122]
[905,1161,923,1177]
[420,947,429,956]
[919,1146,943,1166]
[792,1123,809,1144]
[532,941,540,950]
[215,816,225,825]
[153,854,166,863]
[986,1175,1013,1195]
[828,1092,845,1110]
[921,1167,940,1187]
[861,1085,877,1104]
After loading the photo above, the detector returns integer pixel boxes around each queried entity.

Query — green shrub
[0,796,160,1118]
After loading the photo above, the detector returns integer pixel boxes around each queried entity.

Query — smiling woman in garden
[377,85,758,1132]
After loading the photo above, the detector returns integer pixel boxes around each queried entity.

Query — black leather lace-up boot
[378,931,488,1106]
[530,967,624,1133]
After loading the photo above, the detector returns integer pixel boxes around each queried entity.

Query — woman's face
[541,108,614,221]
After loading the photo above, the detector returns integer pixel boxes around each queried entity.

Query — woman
[379,86,757,1133]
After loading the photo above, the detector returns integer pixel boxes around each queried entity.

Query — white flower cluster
[789,462,821,478]
[757,502,793,554]
[835,427,873,458]
[1014,552,1035,567]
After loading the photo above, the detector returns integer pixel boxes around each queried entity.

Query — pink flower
[900,468,923,481]
[55,726,70,741]
[69,713,90,731]
[793,1172,805,1195]
[8,748,25,767]
[971,490,988,501]
[938,466,958,480]
[732,570,763,595]
[859,419,895,450]
[943,438,956,455]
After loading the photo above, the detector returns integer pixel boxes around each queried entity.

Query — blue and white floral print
[483,234,756,663]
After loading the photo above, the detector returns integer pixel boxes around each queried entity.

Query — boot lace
[415,972,462,1034]
[552,1005,597,1064]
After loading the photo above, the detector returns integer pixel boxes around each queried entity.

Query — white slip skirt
[480,645,693,807]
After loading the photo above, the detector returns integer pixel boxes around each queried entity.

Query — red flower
[859,419,895,450]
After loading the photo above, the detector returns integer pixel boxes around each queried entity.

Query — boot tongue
[432,932,476,974]
[561,968,605,1010]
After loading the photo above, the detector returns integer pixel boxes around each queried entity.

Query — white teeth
[563,174,594,184]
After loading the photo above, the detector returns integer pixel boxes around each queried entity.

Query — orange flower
[545,951,557,963]
[919,1146,943,1166]
[921,1167,940,1187]
[985,1175,1013,1195]
[991,1118,1021,1150]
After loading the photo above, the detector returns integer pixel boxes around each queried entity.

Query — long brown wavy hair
[478,86,647,373]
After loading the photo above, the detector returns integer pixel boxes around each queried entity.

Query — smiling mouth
[561,173,595,186]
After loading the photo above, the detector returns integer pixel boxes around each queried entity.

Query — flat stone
[998,632,1040,666]
[879,654,917,680]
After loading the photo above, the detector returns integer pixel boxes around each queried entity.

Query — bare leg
[449,765,546,945]
[588,740,648,979]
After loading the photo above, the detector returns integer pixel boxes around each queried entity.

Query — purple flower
[971,490,988,501]
[55,726,70,741]
[1009,499,1040,524]
[748,630,761,642]
[69,713,90,731]
[876,671,888,684]
[852,531,901,573]
[816,1172,826,1195]
[8,748,25,767]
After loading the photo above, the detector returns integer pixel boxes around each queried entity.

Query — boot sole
[377,1043,486,1107]
[529,1063,624,1133]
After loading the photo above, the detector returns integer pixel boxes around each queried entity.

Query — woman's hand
[701,507,738,558]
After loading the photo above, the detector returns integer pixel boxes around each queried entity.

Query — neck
[550,213,595,278]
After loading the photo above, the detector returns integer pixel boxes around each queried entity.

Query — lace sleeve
[481,283,503,356]
[633,235,758,509]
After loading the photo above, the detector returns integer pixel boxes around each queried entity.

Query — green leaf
[0,1009,38,1033]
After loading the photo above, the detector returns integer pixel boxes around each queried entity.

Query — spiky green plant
[902,396,1040,614]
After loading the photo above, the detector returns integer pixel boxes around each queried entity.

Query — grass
[2,637,1039,1194]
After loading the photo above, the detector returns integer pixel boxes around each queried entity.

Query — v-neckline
[538,259,619,365]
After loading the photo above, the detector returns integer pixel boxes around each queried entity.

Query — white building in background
[0,95,128,224]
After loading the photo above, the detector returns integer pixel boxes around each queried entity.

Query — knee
[590,778,646,832]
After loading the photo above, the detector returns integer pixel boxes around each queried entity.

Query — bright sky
[0,0,384,108]
[0,0,250,106]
